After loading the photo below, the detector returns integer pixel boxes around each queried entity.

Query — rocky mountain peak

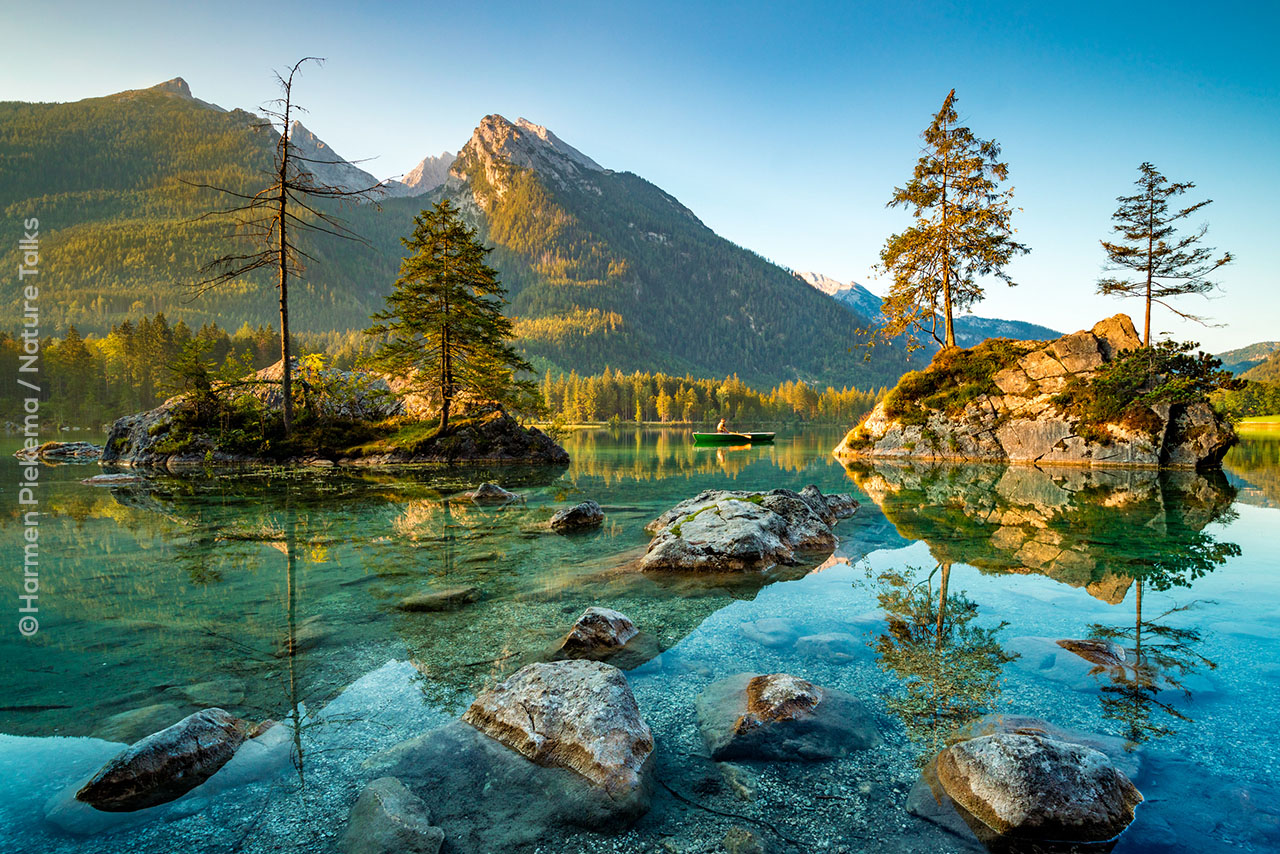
[151,77,193,99]
[402,151,456,194]
[450,114,605,206]
[135,77,225,112]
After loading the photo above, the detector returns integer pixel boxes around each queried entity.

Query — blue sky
[8,0,1279,351]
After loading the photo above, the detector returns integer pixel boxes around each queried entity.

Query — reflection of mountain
[844,462,1238,603]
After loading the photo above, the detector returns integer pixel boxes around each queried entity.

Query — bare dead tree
[186,57,390,434]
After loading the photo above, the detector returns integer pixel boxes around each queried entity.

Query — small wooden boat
[692,431,776,446]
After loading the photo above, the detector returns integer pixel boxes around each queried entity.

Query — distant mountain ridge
[794,271,1061,348]
[1216,341,1280,376]
[0,80,912,389]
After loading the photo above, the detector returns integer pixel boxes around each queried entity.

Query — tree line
[539,369,886,425]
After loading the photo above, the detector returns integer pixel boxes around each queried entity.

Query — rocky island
[100,359,567,470]
[834,315,1236,469]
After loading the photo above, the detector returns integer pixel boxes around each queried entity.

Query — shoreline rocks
[640,485,858,572]
[696,672,880,761]
[835,315,1235,470]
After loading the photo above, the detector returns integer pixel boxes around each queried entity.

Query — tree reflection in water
[871,562,1016,759]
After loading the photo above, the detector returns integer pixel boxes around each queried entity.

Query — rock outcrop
[934,732,1143,842]
[549,500,605,532]
[75,708,249,811]
[640,485,858,572]
[696,673,880,761]
[835,315,1235,469]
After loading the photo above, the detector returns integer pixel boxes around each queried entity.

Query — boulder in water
[696,672,880,761]
[76,708,249,812]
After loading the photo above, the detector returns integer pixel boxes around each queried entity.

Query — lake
[1,426,1277,853]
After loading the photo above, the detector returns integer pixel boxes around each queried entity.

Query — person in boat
[716,417,730,433]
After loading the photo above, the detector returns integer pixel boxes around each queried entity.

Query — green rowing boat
[692,432,776,446]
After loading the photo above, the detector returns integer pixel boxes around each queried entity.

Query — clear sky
[7,0,1279,351]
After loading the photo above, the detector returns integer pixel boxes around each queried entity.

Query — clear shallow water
[0,427,1277,852]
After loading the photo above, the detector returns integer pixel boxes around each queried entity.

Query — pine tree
[368,199,535,436]
[878,89,1029,349]
[1098,163,1233,347]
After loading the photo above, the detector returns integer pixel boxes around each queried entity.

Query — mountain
[795,271,1061,348]
[436,115,905,386]
[402,151,455,194]
[1216,341,1280,375]
[0,81,909,388]
[1241,350,1280,384]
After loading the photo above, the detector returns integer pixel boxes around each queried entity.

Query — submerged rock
[554,607,638,658]
[835,314,1235,470]
[549,500,605,532]
[935,732,1143,842]
[696,673,880,761]
[397,586,482,612]
[76,708,249,812]
[640,486,858,572]
[340,777,444,854]
[466,482,520,503]
[461,660,653,795]
[1057,638,1127,669]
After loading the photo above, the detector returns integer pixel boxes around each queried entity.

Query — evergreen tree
[368,199,535,436]
[1098,163,1233,347]
[878,89,1029,349]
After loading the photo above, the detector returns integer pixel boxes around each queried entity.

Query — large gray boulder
[935,733,1143,842]
[696,673,880,761]
[640,486,858,572]
[835,314,1236,470]
[340,777,444,854]
[75,708,249,812]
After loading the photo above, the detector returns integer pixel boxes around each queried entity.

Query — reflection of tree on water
[1079,516,1238,747]
[872,563,1017,758]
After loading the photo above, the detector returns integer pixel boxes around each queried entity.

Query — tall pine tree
[368,200,535,436]
[878,89,1029,349]
[1098,162,1233,347]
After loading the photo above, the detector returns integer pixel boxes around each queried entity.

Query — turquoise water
[0,427,1277,852]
